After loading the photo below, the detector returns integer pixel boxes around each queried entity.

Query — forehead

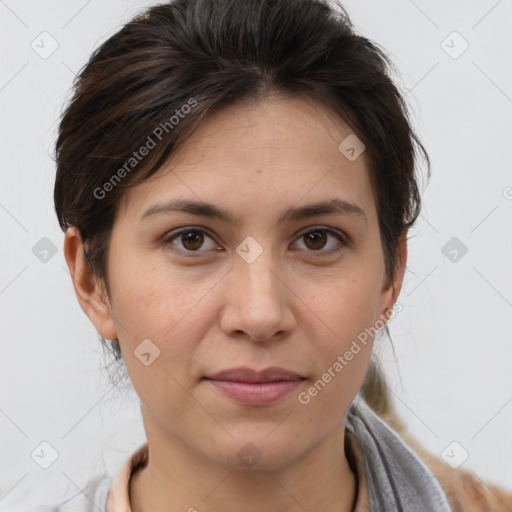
[171,94,357,163]
[117,94,375,224]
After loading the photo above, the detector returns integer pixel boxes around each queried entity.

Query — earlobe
[63,227,118,340]
[379,230,408,321]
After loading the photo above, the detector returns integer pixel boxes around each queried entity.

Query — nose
[219,251,296,343]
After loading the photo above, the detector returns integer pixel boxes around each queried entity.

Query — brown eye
[164,228,219,255]
[303,230,328,250]
[293,227,346,256]
[181,230,205,250]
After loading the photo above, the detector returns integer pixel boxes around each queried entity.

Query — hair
[54,0,430,418]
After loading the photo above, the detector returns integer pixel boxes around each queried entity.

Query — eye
[163,228,220,256]
[163,226,347,257]
[292,227,347,256]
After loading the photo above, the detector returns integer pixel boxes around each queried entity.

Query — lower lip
[206,379,303,405]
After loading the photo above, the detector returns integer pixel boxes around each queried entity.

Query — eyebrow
[139,197,367,225]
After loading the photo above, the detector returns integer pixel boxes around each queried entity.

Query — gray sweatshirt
[25,393,452,512]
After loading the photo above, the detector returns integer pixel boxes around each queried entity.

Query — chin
[205,431,312,472]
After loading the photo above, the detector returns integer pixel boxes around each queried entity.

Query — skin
[64,93,406,512]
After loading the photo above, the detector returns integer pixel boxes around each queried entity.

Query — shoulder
[395,426,512,512]
[423,452,512,512]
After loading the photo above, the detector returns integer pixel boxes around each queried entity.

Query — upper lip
[206,366,304,383]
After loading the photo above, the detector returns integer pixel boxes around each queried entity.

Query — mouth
[204,366,306,406]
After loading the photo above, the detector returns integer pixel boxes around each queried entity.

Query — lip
[207,366,304,382]
[204,366,305,406]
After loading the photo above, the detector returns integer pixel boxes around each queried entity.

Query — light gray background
[1,0,511,508]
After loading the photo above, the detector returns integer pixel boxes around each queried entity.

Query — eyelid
[162,225,348,256]
[162,226,221,255]
[294,225,348,242]
[292,225,348,255]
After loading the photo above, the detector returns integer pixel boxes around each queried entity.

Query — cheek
[107,255,215,401]
[304,274,383,393]
[295,286,378,423]
[108,249,210,341]
[313,272,383,345]
[110,264,210,428]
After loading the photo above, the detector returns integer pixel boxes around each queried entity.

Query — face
[69,94,405,471]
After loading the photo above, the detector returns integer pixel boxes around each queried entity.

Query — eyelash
[162,226,348,258]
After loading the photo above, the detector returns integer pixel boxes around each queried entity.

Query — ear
[63,227,118,340]
[378,229,408,320]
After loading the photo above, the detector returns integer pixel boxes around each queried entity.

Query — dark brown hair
[54,0,430,412]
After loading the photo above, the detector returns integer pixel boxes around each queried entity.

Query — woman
[40,0,512,510]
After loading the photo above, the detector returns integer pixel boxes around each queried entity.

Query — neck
[130,423,357,512]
